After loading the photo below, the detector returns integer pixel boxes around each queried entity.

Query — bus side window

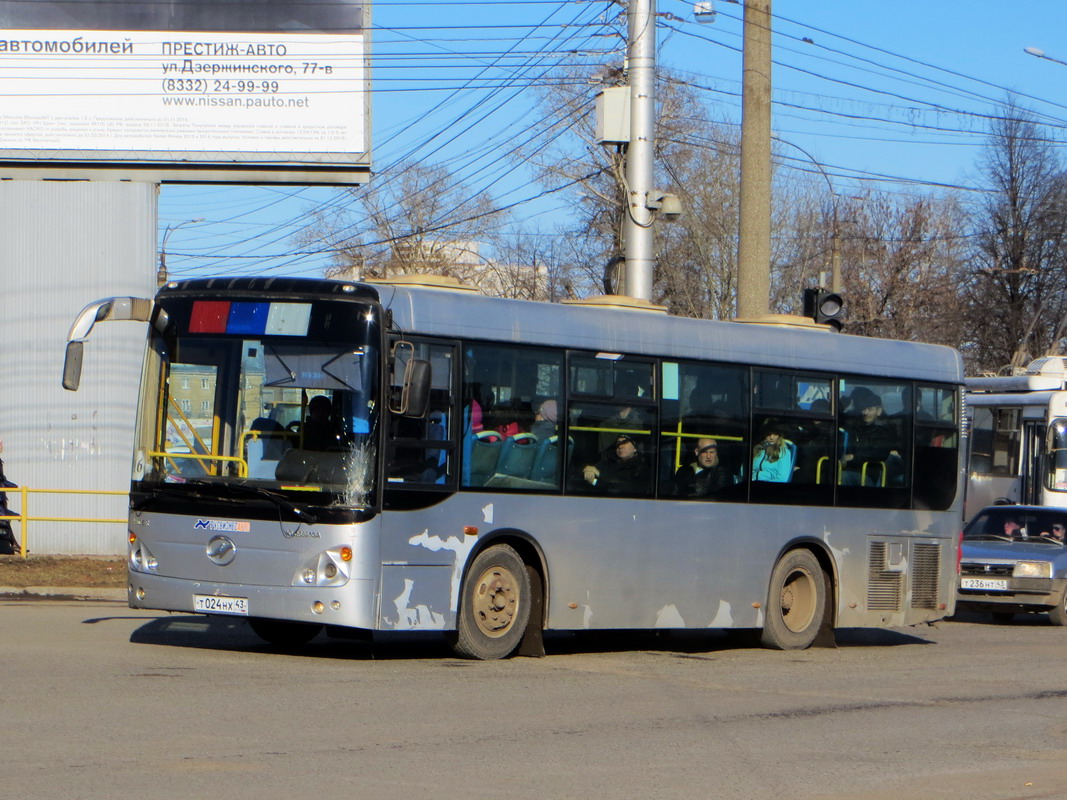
[660,361,748,499]
[461,343,563,490]
[915,384,959,510]
[385,342,457,487]
[568,353,656,498]
[837,380,910,509]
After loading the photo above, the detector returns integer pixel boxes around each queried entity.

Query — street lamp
[774,137,842,293]
[158,217,204,286]
[1024,47,1067,68]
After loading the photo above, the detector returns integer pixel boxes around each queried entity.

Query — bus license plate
[194,594,249,615]
[960,577,1009,591]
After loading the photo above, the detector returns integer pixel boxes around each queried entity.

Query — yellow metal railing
[0,487,128,560]
[147,450,248,478]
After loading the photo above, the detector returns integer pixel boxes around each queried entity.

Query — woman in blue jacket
[752,426,793,483]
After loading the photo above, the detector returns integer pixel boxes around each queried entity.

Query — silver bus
[64,276,964,658]
[965,357,1067,519]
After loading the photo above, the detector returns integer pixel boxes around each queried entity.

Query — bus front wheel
[761,549,826,650]
[451,544,531,660]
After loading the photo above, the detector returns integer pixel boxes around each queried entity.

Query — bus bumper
[127,571,379,630]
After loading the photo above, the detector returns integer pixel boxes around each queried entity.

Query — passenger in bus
[598,373,649,451]
[597,405,647,452]
[302,395,340,450]
[752,425,793,482]
[249,417,289,460]
[672,438,729,498]
[841,388,900,486]
[531,399,558,439]
[485,400,530,438]
[582,434,650,496]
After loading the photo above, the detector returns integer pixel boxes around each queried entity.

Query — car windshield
[964,509,1067,544]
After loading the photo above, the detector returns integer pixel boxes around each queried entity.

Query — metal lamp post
[158,217,204,286]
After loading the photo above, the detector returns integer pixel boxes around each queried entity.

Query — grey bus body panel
[127,496,957,632]
[380,493,956,632]
[379,285,963,384]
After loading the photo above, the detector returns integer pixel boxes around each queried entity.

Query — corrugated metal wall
[0,180,156,555]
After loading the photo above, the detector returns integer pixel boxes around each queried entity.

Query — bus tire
[1049,592,1067,626]
[451,544,531,660]
[761,549,826,650]
[248,617,323,647]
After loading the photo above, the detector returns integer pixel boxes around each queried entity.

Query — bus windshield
[137,296,380,506]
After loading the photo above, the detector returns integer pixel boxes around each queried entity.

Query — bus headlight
[292,547,353,587]
[128,535,159,574]
[1014,561,1052,578]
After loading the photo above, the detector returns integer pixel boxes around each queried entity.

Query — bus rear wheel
[761,549,827,650]
[248,617,323,647]
[451,544,531,660]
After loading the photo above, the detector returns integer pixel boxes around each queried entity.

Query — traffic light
[803,288,844,331]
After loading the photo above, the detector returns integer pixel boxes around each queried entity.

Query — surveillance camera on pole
[647,192,682,221]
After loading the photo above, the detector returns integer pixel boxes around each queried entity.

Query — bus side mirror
[62,296,154,392]
[62,341,85,391]
[402,359,432,418]
[389,341,432,418]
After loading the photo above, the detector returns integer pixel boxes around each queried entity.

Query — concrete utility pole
[736,0,772,318]
[622,0,657,302]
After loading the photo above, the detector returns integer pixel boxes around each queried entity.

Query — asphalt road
[4,598,1066,800]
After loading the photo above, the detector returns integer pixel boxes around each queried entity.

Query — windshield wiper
[219,483,319,525]
[133,479,318,524]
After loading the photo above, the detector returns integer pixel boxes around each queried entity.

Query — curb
[0,586,127,602]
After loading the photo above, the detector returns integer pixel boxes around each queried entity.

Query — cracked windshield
[147,301,379,505]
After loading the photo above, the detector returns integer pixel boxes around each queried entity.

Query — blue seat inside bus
[468,431,503,486]
[530,435,572,484]
[496,433,539,478]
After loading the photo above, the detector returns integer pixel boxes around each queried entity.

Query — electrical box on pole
[595,87,631,144]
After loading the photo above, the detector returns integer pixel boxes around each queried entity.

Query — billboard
[0,1,370,184]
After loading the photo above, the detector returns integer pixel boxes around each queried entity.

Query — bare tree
[306,162,508,282]
[518,66,747,315]
[963,98,1067,373]
[841,192,969,346]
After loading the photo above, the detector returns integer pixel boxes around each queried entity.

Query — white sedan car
[957,505,1067,625]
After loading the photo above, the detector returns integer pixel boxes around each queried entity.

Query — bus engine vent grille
[910,543,942,610]
[868,541,904,612]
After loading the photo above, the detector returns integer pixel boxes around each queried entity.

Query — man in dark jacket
[672,438,729,498]
[582,434,651,496]
[842,387,901,486]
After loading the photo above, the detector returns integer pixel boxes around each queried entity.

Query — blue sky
[158,0,1067,281]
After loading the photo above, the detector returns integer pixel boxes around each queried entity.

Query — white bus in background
[63,276,964,659]
[965,357,1067,520]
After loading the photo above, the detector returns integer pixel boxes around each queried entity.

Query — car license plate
[194,594,249,615]
[960,577,1009,591]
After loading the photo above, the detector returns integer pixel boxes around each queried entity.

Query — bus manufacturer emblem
[206,535,237,566]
